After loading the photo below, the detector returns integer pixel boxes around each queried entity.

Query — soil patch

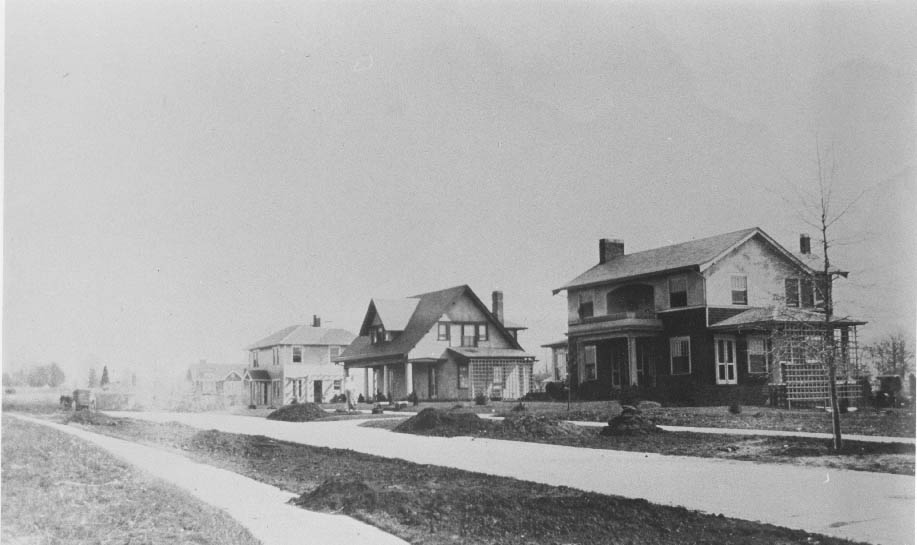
[602,405,664,436]
[65,410,122,426]
[394,407,490,436]
[266,403,328,422]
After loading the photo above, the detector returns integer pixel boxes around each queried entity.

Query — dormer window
[370,326,385,344]
[669,275,687,308]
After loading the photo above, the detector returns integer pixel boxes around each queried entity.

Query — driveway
[110,411,915,545]
[10,415,408,545]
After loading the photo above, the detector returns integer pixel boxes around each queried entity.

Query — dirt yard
[56,413,869,545]
[1,415,260,545]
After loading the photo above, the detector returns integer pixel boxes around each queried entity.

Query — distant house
[553,228,866,407]
[186,362,245,406]
[336,286,534,401]
[541,340,569,382]
[244,316,356,407]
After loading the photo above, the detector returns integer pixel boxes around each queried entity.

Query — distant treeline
[3,363,66,388]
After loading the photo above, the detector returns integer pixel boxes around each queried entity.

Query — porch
[575,335,659,397]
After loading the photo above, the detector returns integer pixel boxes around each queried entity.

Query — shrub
[248,404,257,410]
[728,399,742,414]
[357,393,365,404]
[474,392,488,406]
[544,381,567,401]
[330,394,346,403]
[511,402,526,412]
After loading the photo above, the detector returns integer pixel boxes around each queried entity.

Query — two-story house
[553,227,866,407]
[335,285,534,402]
[243,316,356,407]
[187,361,245,406]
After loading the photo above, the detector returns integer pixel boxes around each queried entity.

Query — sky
[5,1,916,385]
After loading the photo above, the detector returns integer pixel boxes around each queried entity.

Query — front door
[715,336,737,385]
[313,380,323,403]
[428,366,438,399]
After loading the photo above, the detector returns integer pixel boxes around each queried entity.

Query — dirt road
[111,411,915,545]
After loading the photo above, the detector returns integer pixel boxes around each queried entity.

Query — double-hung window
[670,337,691,375]
[461,324,477,347]
[251,351,259,368]
[292,346,303,363]
[272,346,280,366]
[785,278,800,307]
[583,345,597,380]
[747,336,769,374]
[476,324,488,342]
[800,278,814,307]
[457,364,469,389]
[437,322,450,341]
[578,293,594,319]
[731,275,748,305]
[669,276,688,308]
[715,336,737,384]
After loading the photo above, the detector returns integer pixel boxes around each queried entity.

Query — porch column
[627,336,638,386]
[363,368,370,398]
[405,362,413,397]
[383,365,389,398]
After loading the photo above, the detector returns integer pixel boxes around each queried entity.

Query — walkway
[10,415,408,545]
[111,411,915,545]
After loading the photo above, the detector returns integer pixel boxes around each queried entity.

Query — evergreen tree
[101,366,110,388]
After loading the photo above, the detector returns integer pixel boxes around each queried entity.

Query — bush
[522,391,551,401]
[330,394,346,403]
[544,381,568,401]
[248,404,257,410]
[728,399,742,414]
[357,393,365,404]
[511,402,526,412]
[474,392,488,406]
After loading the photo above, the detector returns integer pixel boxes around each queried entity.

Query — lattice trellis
[468,359,533,400]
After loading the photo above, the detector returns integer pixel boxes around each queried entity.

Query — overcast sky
[5,1,916,384]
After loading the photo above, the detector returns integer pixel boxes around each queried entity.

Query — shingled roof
[337,285,527,364]
[247,324,356,350]
[554,227,812,293]
[709,307,866,329]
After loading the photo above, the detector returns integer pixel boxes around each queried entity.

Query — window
[800,278,814,307]
[458,364,469,389]
[583,345,597,380]
[476,324,488,342]
[437,322,450,341]
[292,346,302,363]
[493,366,503,384]
[578,293,594,319]
[251,351,259,368]
[670,337,691,375]
[371,326,385,344]
[669,276,687,308]
[747,336,769,374]
[333,380,341,390]
[785,278,800,307]
[461,324,477,347]
[330,346,342,358]
[272,346,280,366]
[731,275,748,305]
[715,336,737,384]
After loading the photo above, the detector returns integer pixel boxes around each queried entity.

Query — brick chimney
[599,238,625,264]
[312,315,321,327]
[492,290,504,324]
[799,234,811,255]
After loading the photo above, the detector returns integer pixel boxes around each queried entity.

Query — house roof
[337,285,526,364]
[362,298,420,333]
[554,227,813,294]
[709,307,866,330]
[187,363,244,381]
[447,347,535,359]
[247,324,356,350]
[541,339,569,348]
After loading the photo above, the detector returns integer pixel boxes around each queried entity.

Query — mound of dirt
[394,407,491,436]
[66,411,121,426]
[266,403,328,422]
[601,405,663,436]
[499,415,589,438]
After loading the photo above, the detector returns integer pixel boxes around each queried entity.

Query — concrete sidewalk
[10,415,408,545]
[111,411,915,545]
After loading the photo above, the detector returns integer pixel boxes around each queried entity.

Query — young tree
[88,367,99,388]
[866,333,914,377]
[101,366,110,388]
[48,363,67,387]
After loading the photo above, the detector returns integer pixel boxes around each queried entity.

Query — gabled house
[244,316,356,407]
[336,285,534,401]
[553,227,866,407]
[187,361,245,405]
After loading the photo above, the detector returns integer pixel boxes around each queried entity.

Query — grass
[0,415,261,545]
[62,414,868,545]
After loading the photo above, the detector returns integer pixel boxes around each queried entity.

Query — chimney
[599,238,625,264]
[492,290,504,324]
[312,315,321,327]
[799,234,811,255]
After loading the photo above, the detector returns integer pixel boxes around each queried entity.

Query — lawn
[1,415,260,545]
[58,413,868,545]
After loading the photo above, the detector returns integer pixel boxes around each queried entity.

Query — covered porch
[575,334,659,395]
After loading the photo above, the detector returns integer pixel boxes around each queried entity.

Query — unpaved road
[111,411,916,545]
[10,415,408,545]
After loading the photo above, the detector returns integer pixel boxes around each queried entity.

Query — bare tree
[865,333,914,377]
[788,141,866,450]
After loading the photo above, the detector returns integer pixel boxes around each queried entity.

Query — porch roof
[448,347,535,360]
[244,369,274,381]
[709,307,866,330]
